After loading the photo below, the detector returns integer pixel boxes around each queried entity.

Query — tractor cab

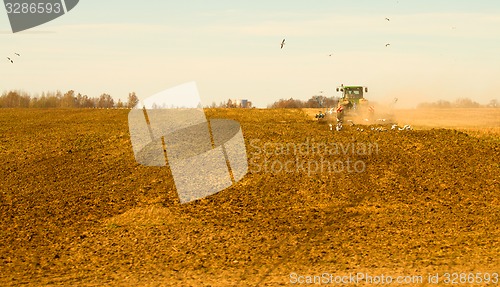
[336,85,368,109]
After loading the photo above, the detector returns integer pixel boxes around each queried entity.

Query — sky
[1,0,500,108]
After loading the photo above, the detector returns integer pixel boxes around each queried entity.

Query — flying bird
[385,43,391,47]
[280,39,285,49]
[385,17,390,21]
[328,53,334,56]
[14,53,20,56]
[7,57,13,63]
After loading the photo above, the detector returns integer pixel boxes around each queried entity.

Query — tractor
[336,85,373,126]
[336,85,369,112]
[315,85,373,131]
[330,85,373,130]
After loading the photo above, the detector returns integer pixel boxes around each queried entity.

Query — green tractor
[336,85,369,111]
[315,85,373,131]
[333,85,373,130]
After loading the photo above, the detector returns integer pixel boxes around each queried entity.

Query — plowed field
[1,108,498,286]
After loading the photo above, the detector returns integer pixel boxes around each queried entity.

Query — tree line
[268,96,499,109]
[417,98,499,109]
[0,90,140,109]
[2,89,497,109]
[268,96,338,109]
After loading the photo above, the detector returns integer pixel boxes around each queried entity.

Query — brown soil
[0,108,499,286]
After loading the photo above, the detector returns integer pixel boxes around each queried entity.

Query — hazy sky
[1,0,499,108]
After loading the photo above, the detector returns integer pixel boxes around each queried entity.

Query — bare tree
[116,99,124,108]
[98,93,114,108]
[127,92,139,108]
[61,90,76,108]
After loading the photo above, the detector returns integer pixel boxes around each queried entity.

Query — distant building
[230,99,252,108]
